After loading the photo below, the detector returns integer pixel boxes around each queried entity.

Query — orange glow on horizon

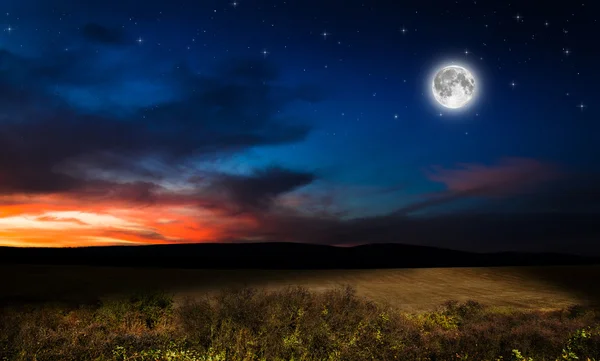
[0,193,259,247]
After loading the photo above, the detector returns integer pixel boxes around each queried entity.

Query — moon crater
[432,65,476,109]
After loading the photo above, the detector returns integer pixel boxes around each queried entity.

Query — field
[2,264,600,312]
[2,264,600,360]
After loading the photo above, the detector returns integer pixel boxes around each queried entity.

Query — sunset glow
[0,193,257,247]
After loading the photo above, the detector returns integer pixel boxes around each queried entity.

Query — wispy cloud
[426,157,561,196]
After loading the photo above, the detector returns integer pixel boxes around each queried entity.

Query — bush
[129,290,174,330]
[561,326,600,360]
[1,286,599,361]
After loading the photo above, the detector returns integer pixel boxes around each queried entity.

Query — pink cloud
[425,157,562,197]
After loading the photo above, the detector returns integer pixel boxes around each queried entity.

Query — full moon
[432,65,476,109]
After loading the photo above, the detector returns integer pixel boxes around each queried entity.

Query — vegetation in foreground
[0,285,599,361]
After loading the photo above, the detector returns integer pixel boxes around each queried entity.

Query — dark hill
[0,242,597,269]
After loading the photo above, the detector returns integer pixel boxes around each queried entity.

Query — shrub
[128,290,174,330]
[1,286,599,361]
[561,326,600,360]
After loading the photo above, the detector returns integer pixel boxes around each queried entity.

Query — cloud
[1,44,598,255]
[0,48,319,199]
[0,47,112,91]
[101,229,175,242]
[1,158,599,254]
[222,158,600,255]
[418,158,600,214]
[207,167,316,212]
[426,157,561,196]
[81,23,127,45]
[392,157,563,215]
[36,216,89,226]
[0,47,323,249]
[234,209,600,256]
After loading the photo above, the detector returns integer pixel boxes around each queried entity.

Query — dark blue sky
[0,0,598,253]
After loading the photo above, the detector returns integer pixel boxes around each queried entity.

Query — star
[394,114,399,119]
[321,31,330,40]
[5,25,13,33]
[577,102,586,111]
[544,21,550,27]
[136,37,143,44]
[514,13,523,22]
[400,27,407,34]
[464,49,469,55]
[261,49,269,58]
[511,81,516,88]
[563,48,571,56]
[231,1,239,8]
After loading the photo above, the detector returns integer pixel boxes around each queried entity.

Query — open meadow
[2,264,600,360]
[2,264,600,312]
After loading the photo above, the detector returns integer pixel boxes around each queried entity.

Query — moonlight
[432,65,476,109]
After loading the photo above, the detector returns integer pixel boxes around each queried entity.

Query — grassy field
[2,264,600,360]
[2,264,600,312]
[2,284,600,360]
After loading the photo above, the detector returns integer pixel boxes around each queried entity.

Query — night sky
[0,0,598,254]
